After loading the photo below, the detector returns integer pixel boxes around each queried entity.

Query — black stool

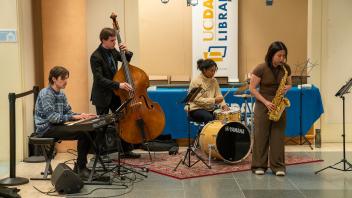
[28,136,57,180]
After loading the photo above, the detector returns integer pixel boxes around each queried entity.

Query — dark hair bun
[197,59,204,70]
[197,58,217,71]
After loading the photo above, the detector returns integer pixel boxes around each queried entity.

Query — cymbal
[233,93,253,98]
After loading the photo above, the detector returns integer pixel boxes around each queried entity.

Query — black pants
[95,102,132,153]
[189,109,214,124]
[42,125,94,169]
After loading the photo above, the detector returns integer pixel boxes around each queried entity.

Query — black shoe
[73,165,92,180]
[121,151,141,159]
[78,167,92,179]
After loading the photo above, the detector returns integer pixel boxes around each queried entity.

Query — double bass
[110,12,166,144]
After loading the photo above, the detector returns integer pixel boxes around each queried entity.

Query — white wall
[86,0,127,113]
[0,0,35,162]
[138,0,192,76]
[309,0,352,142]
[19,0,36,159]
[0,0,20,162]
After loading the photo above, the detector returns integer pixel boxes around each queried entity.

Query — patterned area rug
[119,151,323,180]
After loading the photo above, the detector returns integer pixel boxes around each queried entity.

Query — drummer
[186,58,230,124]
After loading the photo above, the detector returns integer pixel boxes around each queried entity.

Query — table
[147,85,324,139]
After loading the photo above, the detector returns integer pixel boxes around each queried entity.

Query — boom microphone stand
[113,98,147,179]
[87,98,147,184]
[315,78,352,174]
[174,87,211,171]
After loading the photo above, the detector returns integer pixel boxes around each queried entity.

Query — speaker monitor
[51,163,83,194]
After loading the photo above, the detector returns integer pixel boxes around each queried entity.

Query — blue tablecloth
[147,85,324,139]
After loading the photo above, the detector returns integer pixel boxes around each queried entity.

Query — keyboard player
[35,66,97,180]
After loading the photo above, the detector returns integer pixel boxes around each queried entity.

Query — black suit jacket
[90,44,133,107]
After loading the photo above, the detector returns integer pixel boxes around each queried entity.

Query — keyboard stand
[83,131,111,185]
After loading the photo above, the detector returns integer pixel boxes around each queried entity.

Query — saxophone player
[249,41,292,176]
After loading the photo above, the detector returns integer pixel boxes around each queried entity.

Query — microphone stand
[86,98,148,185]
[111,100,148,180]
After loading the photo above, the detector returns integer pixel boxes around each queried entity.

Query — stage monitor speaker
[51,163,83,194]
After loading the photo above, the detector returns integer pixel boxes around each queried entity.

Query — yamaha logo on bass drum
[224,126,245,134]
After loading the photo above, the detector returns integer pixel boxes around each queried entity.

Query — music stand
[286,61,313,149]
[174,87,211,171]
[315,78,352,174]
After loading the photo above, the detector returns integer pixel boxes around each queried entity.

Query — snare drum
[213,106,241,122]
[199,120,251,163]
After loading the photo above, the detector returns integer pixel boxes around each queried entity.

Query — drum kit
[198,80,255,165]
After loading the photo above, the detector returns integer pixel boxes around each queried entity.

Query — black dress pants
[189,109,214,124]
[42,125,94,169]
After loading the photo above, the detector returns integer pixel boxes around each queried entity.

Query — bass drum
[199,121,251,163]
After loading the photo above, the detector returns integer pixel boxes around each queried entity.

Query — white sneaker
[254,169,265,175]
[275,171,285,176]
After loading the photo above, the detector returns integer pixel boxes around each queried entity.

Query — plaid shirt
[34,86,77,135]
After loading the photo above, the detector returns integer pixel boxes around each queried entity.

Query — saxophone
[268,64,290,121]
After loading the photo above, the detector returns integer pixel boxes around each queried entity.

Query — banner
[192,0,238,82]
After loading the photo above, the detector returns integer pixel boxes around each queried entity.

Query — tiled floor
[1,143,352,198]
[0,161,8,177]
